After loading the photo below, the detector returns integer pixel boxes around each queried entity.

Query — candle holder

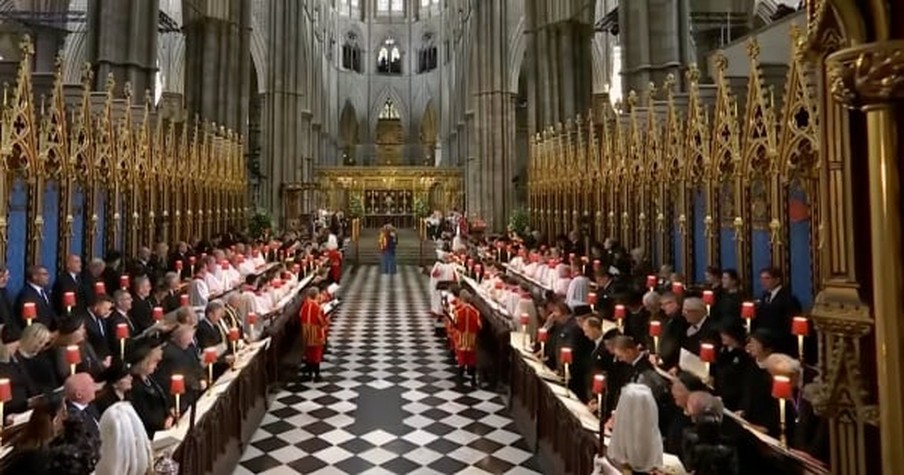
[563,363,571,395]
[742,301,755,333]
[171,374,185,420]
[772,375,792,448]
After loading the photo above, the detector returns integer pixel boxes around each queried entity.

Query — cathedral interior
[0,0,901,474]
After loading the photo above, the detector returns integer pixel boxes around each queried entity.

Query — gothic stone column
[86,0,159,100]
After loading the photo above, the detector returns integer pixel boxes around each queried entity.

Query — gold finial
[123,81,133,101]
[20,35,34,56]
[104,73,116,94]
[627,90,638,109]
[53,55,63,74]
[713,53,728,74]
[663,73,676,93]
[686,63,700,83]
[144,89,153,106]
[646,82,657,106]
[746,37,761,61]
[80,63,93,88]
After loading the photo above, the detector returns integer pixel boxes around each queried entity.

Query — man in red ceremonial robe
[325,241,343,284]
[454,290,482,386]
[300,287,329,382]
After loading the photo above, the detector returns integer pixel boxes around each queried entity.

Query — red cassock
[327,249,342,282]
[300,299,329,364]
[454,303,482,367]
[446,300,462,350]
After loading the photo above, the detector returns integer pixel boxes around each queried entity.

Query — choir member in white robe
[251,249,266,268]
[189,274,210,307]
[565,265,590,309]
[237,255,256,276]
[523,253,540,278]
[553,264,572,296]
[508,249,526,272]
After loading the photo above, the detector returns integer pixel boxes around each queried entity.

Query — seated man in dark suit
[63,372,102,442]
[682,297,721,356]
[154,323,205,410]
[16,265,57,329]
[81,294,115,362]
[52,254,88,316]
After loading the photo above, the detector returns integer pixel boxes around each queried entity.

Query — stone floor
[234,265,543,474]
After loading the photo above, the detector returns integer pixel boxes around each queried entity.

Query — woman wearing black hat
[712,322,755,411]
[127,336,174,436]
[95,361,133,415]
[52,315,105,382]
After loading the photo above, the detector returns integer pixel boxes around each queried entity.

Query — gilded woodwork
[0,36,246,272]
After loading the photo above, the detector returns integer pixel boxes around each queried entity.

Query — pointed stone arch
[420,99,438,164]
[339,101,359,163]
[369,86,408,135]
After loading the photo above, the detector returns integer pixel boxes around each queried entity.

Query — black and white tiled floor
[235,265,543,474]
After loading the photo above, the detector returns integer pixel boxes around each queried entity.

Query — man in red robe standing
[325,241,343,284]
[300,287,329,382]
[454,290,482,386]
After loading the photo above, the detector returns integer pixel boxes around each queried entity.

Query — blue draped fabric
[6,179,28,297]
[720,228,737,271]
[751,230,771,296]
[693,190,706,283]
[789,185,813,310]
[94,191,106,258]
[41,181,60,285]
[71,185,85,258]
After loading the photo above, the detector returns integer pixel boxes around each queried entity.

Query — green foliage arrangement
[248,211,273,239]
[348,194,364,218]
[414,197,429,218]
[508,208,529,236]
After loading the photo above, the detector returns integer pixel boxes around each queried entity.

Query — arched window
[380,99,400,120]
[342,32,363,73]
[377,0,404,15]
[416,33,438,73]
[377,37,402,74]
[336,0,360,17]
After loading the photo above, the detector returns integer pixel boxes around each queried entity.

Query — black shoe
[313,374,323,383]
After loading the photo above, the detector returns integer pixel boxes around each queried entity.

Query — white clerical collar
[70,401,88,411]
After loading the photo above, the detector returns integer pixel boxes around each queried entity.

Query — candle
[175,260,183,271]
[702,290,715,306]
[116,323,129,340]
[592,374,606,394]
[247,312,258,326]
[203,347,218,365]
[771,375,792,400]
[646,275,657,290]
[649,320,662,337]
[791,316,809,336]
[94,282,106,296]
[66,345,80,375]
[63,291,76,309]
[153,306,164,321]
[22,302,36,324]
[180,294,189,307]
[588,292,597,305]
[519,313,530,326]
[560,347,573,364]
[538,327,548,342]
[741,301,755,319]
[700,343,716,363]
[671,282,684,296]
[0,378,11,402]
[228,326,240,342]
[170,374,185,395]
[614,304,626,320]
[120,274,130,290]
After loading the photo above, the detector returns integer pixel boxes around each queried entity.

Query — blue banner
[6,179,28,297]
[693,190,706,283]
[71,184,85,258]
[751,229,771,296]
[720,228,737,271]
[41,181,60,286]
[789,184,813,310]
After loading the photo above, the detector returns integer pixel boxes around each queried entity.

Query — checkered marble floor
[235,265,543,475]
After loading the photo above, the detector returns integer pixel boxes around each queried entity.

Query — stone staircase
[349,229,430,266]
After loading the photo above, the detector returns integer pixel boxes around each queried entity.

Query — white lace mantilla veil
[607,383,663,473]
[95,402,154,475]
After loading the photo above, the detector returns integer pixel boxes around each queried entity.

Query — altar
[317,166,463,228]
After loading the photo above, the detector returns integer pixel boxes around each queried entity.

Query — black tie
[40,290,49,304]
[95,316,105,337]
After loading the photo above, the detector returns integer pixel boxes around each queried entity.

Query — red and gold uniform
[327,248,343,283]
[300,297,329,365]
[454,302,482,367]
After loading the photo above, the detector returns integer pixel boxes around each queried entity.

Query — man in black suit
[681,297,720,356]
[160,272,183,313]
[0,265,21,341]
[169,242,192,280]
[106,290,136,353]
[581,318,623,408]
[547,301,594,400]
[83,294,115,361]
[63,372,102,442]
[609,335,654,410]
[756,267,802,355]
[621,290,652,348]
[127,247,153,280]
[15,265,56,329]
[130,275,156,334]
[592,268,621,318]
[52,254,88,316]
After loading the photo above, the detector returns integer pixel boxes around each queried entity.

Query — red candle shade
[646,275,657,289]
[247,312,258,325]
[742,301,755,319]
[520,313,530,326]
[649,320,662,337]
[228,326,240,342]
[115,323,129,340]
[702,290,715,306]
[65,345,81,365]
[203,347,218,365]
[170,374,186,395]
[593,259,601,270]
[614,305,626,320]
[120,275,130,290]
[592,374,606,395]
[495,282,504,290]
[22,302,36,319]
[63,291,76,307]
[94,282,106,296]
[791,316,809,336]
[771,375,793,400]
[153,306,164,321]
[180,294,189,307]
[560,347,573,364]
[221,260,229,271]
[0,378,11,402]
[588,293,597,305]
[175,260,183,271]
[671,282,684,296]
[699,343,716,363]
[538,327,548,343]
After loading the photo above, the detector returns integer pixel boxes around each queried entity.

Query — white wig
[95,402,154,475]
[608,383,663,472]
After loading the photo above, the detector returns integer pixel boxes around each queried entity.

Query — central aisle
[236,265,543,474]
